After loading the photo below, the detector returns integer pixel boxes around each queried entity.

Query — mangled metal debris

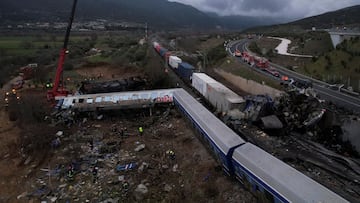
[260,115,283,129]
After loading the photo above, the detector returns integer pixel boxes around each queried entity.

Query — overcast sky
[169,0,359,19]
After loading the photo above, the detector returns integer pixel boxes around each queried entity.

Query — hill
[0,0,216,29]
[289,5,360,29]
[301,37,360,91]
[245,5,360,33]
[0,0,281,30]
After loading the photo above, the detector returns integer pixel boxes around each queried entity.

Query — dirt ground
[75,64,144,81]
[0,63,255,202]
[0,105,255,202]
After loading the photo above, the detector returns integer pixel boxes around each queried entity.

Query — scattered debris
[134,184,148,200]
[260,115,283,129]
[116,163,137,172]
[134,144,145,152]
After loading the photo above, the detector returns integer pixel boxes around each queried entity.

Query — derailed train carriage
[173,89,348,203]
[173,88,245,174]
[153,41,347,202]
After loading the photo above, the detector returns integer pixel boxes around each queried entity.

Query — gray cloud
[241,0,286,12]
[169,0,359,19]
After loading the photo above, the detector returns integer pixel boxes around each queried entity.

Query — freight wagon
[175,62,195,82]
[192,73,245,113]
[168,56,182,69]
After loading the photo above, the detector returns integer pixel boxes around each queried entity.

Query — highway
[227,39,360,113]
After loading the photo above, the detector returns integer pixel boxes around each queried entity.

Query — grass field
[0,35,91,56]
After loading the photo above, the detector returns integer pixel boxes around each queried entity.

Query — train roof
[174,89,245,153]
[207,82,244,102]
[233,143,348,203]
[192,73,218,84]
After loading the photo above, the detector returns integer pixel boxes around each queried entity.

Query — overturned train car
[173,89,348,203]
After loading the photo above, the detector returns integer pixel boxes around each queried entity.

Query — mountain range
[0,0,358,30]
[288,5,360,29]
[0,0,283,30]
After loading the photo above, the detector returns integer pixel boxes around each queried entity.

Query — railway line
[149,40,360,202]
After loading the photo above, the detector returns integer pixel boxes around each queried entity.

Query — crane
[47,0,78,101]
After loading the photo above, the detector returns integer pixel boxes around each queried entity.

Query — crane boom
[47,0,78,101]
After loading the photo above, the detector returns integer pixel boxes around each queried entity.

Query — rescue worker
[166,150,176,160]
[92,166,98,183]
[51,137,61,149]
[138,126,143,136]
[120,128,124,137]
[123,181,129,192]
[89,139,94,150]
[67,164,74,181]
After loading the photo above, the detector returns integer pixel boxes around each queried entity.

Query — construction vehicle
[47,0,78,101]
[19,63,37,80]
[11,78,25,90]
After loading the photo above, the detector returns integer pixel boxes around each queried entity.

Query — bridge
[327,30,360,47]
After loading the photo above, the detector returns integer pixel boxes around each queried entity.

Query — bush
[207,44,227,65]
[248,42,261,55]
[64,63,74,70]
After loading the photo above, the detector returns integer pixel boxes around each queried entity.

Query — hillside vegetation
[288,5,360,29]
[300,37,360,91]
[246,5,360,33]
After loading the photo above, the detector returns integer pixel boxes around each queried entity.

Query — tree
[341,60,347,69]
[90,33,98,41]
[0,48,6,56]
[20,40,34,49]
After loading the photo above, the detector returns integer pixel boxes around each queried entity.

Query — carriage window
[86,98,93,104]
[95,97,102,103]
[79,99,84,103]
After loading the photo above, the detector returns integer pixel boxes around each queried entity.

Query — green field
[0,35,101,56]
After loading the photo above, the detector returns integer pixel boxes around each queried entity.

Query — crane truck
[47,0,78,101]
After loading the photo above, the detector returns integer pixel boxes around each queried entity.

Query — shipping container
[169,56,182,69]
[206,82,245,113]
[176,62,195,82]
[192,73,218,97]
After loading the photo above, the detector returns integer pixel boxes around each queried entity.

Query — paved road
[228,39,360,113]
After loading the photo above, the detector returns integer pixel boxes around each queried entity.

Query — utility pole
[145,23,148,41]
[196,51,206,72]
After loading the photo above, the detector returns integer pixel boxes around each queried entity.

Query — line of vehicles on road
[153,41,348,202]
[236,50,281,78]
